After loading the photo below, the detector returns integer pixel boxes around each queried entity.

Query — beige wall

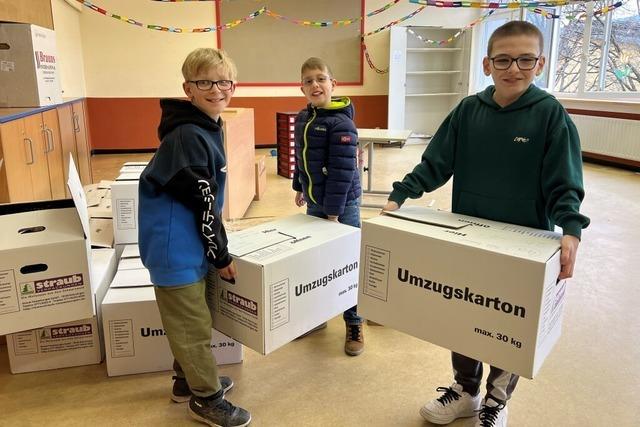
[51,0,86,97]
[52,0,480,98]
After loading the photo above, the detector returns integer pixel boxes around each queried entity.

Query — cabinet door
[72,101,93,185]
[23,114,52,201]
[57,103,79,191]
[0,119,35,202]
[42,108,66,199]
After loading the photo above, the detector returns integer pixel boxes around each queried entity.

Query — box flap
[89,218,113,248]
[118,257,145,271]
[102,285,156,305]
[116,172,141,181]
[121,244,140,259]
[110,268,152,288]
[384,206,468,229]
[66,155,91,240]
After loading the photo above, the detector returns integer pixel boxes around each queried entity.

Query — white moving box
[5,248,117,373]
[0,199,92,335]
[102,286,242,376]
[111,171,140,245]
[209,214,360,355]
[358,207,566,379]
[0,23,62,107]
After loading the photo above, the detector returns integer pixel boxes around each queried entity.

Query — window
[474,3,640,99]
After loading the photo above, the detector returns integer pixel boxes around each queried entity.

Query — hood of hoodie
[157,98,221,140]
[476,84,552,112]
[307,96,354,119]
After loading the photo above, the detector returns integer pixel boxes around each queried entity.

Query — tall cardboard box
[0,199,93,335]
[111,171,140,245]
[358,207,565,379]
[209,214,360,355]
[4,248,117,373]
[253,155,267,201]
[102,286,243,376]
[0,23,62,107]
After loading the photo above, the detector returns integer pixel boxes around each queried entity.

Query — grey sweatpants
[452,352,519,404]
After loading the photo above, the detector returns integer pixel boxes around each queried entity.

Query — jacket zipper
[302,108,318,204]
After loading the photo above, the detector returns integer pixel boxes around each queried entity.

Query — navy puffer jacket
[292,97,361,216]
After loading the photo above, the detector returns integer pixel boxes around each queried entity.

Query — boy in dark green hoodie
[384,21,590,427]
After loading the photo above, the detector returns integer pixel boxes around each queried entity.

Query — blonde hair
[301,57,333,77]
[181,48,238,82]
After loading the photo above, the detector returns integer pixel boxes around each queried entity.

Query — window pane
[598,1,640,92]
[554,3,589,93]
[474,17,510,91]
[525,9,554,88]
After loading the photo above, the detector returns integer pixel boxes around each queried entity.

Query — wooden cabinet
[220,108,255,220]
[58,100,93,187]
[0,100,92,203]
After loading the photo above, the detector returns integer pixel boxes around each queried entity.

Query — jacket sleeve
[388,107,458,206]
[323,118,358,216]
[148,128,232,269]
[541,111,590,239]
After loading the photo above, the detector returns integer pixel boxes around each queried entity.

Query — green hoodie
[389,85,590,238]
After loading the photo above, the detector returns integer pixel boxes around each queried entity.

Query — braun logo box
[358,207,566,379]
[0,199,93,335]
[0,23,62,107]
[209,214,360,355]
[102,286,242,376]
[111,171,141,245]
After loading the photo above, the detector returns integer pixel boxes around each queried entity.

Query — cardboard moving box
[102,286,242,376]
[111,171,140,245]
[0,199,92,335]
[209,214,360,355]
[358,207,566,379]
[5,248,117,373]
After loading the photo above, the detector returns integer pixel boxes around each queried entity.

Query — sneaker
[419,383,481,424]
[295,322,327,339]
[474,398,508,427]
[171,376,234,403]
[188,395,251,427]
[344,323,364,356]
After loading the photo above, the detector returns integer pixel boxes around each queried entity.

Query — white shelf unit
[388,26,471,136]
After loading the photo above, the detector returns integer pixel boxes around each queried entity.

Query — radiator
[570,114,640,162]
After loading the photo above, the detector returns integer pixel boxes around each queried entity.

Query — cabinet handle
[46,128,55,152]
[24,138,34,165]
[41,126,51,153]
[73,113,80,133]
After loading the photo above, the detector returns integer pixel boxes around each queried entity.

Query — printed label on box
[116,199,136,230]
[363,246,390,301]
[0,269,19,314]
[109,319,135,358]
[12,331,39,356]
[38,323,95,353]
[537,280,566,348]
[218,289,259,332]
[17,273,87,313]
[270,279,289,330]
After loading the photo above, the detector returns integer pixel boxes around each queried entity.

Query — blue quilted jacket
[292,97,361,216]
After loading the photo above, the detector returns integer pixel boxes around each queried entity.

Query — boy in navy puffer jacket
[292,57,364,356]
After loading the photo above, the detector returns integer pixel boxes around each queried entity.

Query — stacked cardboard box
[276,112,297,179]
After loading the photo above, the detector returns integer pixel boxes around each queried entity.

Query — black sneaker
[188,395,251,427]
[171,376,234,403]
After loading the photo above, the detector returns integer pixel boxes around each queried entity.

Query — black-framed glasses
[490,56,540,71]
[188,79,234,91]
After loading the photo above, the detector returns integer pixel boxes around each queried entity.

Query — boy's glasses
[188,79,234,91]
[302,75,330,86]
[490,56,539,71]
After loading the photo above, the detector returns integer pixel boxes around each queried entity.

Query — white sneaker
[474,397,508,427]
[419,383,481,424]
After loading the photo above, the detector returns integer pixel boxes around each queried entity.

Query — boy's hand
[327,215,339,222]
[295,192,306,207]
[382,201,399,212]
[218,260,237,282]
[558,235,580,280]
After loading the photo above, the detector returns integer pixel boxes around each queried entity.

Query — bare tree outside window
[554,1,640,93]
